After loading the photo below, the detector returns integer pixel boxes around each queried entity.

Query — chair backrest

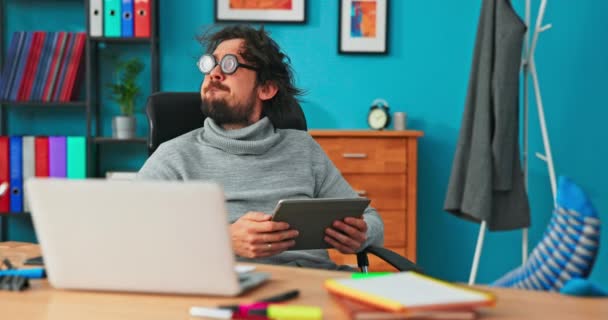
[145,92,307,155]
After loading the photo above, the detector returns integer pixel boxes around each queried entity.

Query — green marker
[249,305,322,320]
[351,272,391,279]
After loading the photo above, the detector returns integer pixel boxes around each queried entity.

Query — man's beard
[201,91,256,127]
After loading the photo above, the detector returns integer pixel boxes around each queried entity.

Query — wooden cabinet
[310,130,423,271]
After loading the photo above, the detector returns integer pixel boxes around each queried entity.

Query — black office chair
[145,92,422,273]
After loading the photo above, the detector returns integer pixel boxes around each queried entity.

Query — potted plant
[107,57,144,139]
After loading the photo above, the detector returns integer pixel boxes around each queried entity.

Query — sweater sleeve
[136,143,182,180]
[309,137,385,250]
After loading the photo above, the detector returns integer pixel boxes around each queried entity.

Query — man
[138,25,384,270]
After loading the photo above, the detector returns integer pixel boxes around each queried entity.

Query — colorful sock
[492,176,600,291]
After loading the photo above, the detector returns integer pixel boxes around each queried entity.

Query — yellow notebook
[325,272,495,313]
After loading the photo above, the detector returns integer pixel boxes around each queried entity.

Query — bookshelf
[0,0,159,240]
[85,0,159,177]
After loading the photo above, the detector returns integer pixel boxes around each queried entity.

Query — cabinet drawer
[315,137,407,173]
[378,210,406,247]
[329,247,408,272]
[344,173,406,210]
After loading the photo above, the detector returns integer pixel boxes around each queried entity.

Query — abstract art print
[216,0,306,23]
[339,0,388,54]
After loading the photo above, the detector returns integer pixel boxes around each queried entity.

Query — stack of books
[325,272,495,320]
[0,32,86,103]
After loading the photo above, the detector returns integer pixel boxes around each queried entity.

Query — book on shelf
[0,31,85,103]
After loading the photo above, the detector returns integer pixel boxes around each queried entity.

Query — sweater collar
[202,117,281,155]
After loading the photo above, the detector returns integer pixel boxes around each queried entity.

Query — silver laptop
[25,178,269,296]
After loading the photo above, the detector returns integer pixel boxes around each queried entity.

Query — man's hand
[230,211,299,259]
[324,217,368,254]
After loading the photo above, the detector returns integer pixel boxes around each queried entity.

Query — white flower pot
[112,116,136,139]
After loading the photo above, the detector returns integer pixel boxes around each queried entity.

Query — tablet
[271,198,371,251]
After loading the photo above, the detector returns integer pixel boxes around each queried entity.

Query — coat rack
[468,0,558,285]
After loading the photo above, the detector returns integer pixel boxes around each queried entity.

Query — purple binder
[49,136,67,177]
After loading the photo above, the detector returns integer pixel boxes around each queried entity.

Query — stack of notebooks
[0,31,86,102]
[325,272,495,320]
[0,136,86,213]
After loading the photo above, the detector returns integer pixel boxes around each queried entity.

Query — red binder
[34,136,49,177]
[0,136,9,212]
[134,0,150,38]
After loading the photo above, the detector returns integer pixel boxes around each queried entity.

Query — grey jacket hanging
[444,0,530,231]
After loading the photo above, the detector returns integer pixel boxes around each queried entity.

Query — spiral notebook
[325,272,495,314]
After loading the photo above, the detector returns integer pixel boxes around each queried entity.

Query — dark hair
[198,25,304,122]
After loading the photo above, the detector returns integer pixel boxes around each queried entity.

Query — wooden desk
[1,242,606,320]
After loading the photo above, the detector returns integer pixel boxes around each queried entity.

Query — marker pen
[249,305,323,320]
[190,302,270,319]
[0,268,46,279]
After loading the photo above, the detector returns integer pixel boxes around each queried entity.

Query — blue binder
[9,136,23,212]
[121,0,134,37]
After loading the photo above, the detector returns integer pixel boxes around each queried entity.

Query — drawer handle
[355,190,367,196]
[343,153,368,159]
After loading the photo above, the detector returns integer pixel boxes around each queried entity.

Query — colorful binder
[104,0,122,37]
[134,0,150,38]
[9,136,23,212]
[67,136,86,179]
[0,137,9,212]
[34,136,49,177]
[90,0,104,37]
[49,136,67,178]
[21,136,35,212]
[121,0,134,37]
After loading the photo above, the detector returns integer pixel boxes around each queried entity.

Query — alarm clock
[368,99,391,130]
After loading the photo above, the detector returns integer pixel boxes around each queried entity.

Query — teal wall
[3,1,607,287]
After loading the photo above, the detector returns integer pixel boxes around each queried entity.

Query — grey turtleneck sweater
[137,117,384,270]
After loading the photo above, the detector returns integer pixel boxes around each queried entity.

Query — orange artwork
[351,1,376,38]
[229,0,292,10]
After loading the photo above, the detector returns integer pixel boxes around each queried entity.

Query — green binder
[104,0,121,37]
[67,136,86,179]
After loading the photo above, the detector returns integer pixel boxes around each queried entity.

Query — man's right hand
[230,211,298,259]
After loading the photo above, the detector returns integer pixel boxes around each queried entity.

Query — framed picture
[339,0,389,54]
[215,0,306,23]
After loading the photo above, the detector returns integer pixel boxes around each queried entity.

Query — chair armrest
[359,246,424,273]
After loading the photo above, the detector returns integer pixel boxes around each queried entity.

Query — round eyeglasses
[197,54,257,75]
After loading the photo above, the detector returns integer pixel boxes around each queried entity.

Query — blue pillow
[492,176,600,291]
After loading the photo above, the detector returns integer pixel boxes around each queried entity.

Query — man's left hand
[325,217,368,254]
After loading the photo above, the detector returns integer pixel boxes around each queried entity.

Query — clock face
[368,108,388,130]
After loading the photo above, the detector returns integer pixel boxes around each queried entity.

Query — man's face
[200,39,260,127]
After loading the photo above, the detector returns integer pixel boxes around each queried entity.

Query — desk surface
[1,242,606,320]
